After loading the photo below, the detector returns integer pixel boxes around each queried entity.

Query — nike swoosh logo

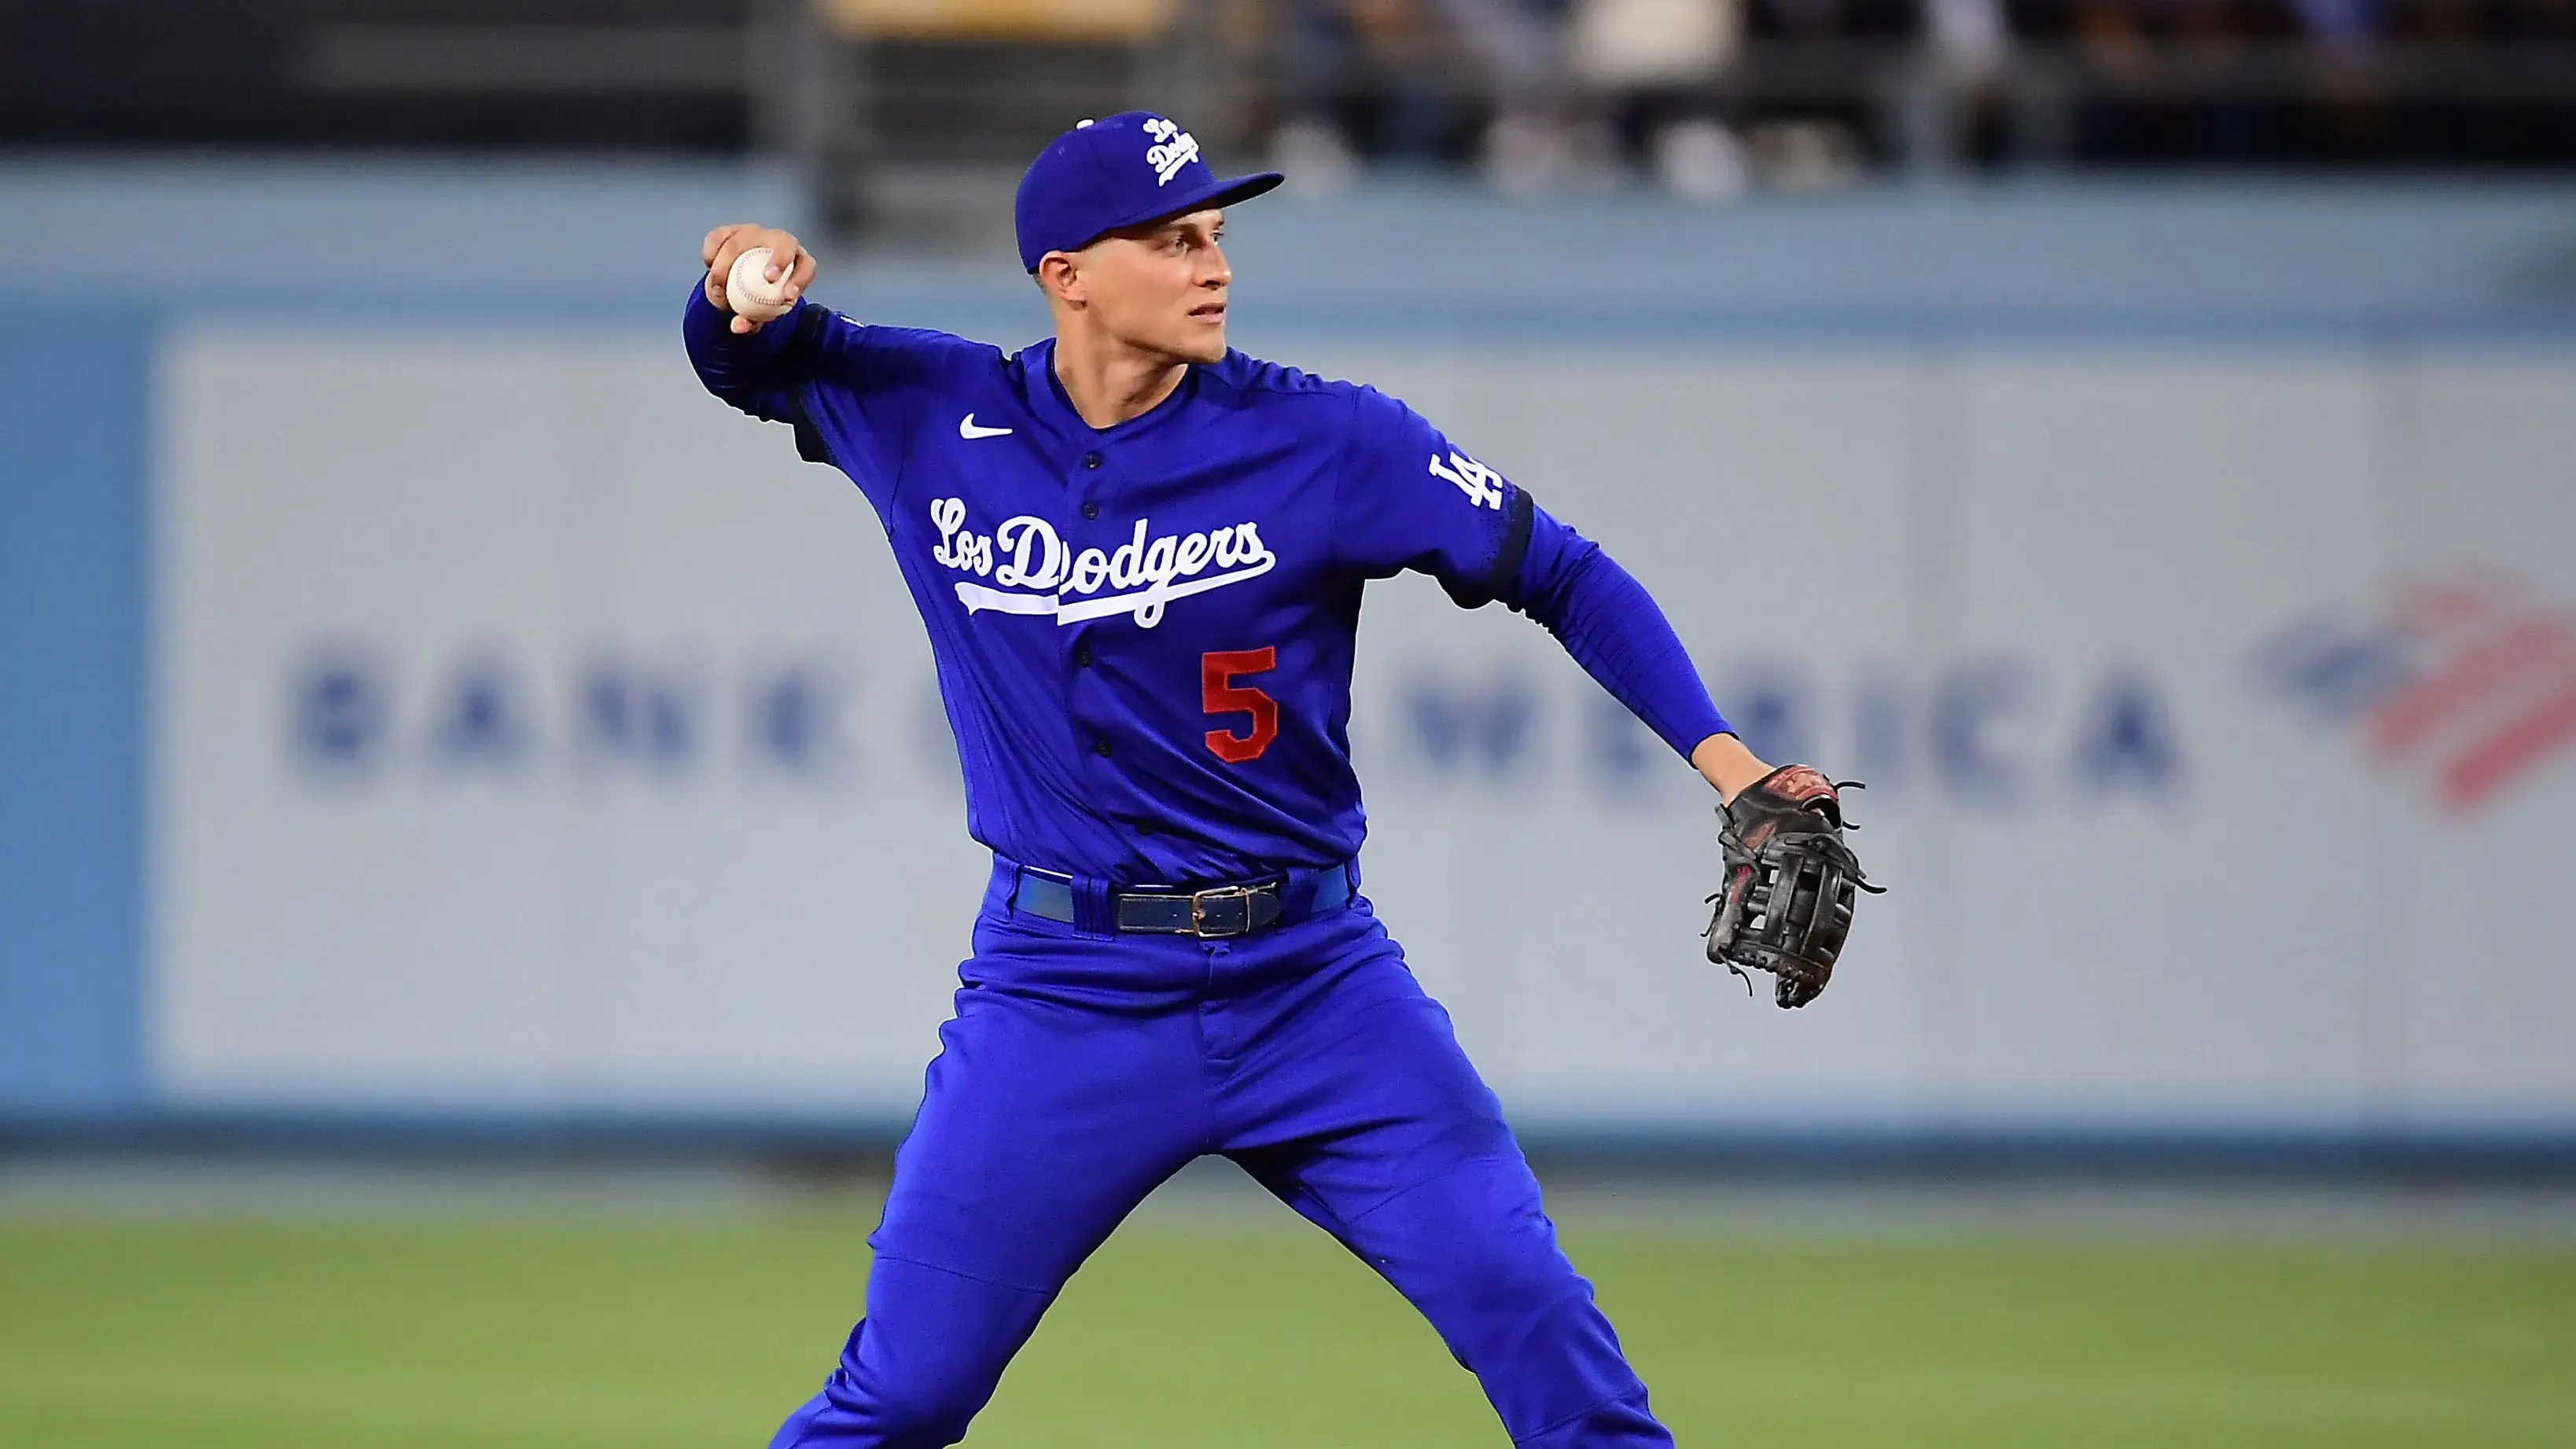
[959,414,1014,439]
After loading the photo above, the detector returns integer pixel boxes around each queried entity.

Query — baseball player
[687,111,1870,1449]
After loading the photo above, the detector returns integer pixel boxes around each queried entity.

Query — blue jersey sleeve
[682,284,987,516]
[1329,386,1535,608]
[1510,505,1732,760]
[1330,384,1725,762]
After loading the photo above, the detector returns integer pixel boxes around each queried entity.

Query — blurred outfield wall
[6,162,2576,1144]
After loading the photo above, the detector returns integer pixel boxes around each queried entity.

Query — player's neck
[1050,329,1189,431]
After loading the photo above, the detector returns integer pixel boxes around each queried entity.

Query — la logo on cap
[1143,116,1200,186]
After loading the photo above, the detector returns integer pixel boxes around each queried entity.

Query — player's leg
[1216,910,1671,1448]
[775,919,1211,1448]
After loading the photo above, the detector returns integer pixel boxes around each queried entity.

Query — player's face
[1080,210,1231,365]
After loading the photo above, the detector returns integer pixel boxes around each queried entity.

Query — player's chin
[1176,307,1227,361]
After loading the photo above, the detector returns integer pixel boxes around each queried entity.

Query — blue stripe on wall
[0,303,151,1110]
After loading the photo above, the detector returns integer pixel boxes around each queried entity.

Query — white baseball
[725,245,795,322]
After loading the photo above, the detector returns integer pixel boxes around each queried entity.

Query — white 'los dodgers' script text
[929,498,1276,628]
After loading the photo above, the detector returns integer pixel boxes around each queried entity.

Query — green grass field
[4,1212,2572,1447]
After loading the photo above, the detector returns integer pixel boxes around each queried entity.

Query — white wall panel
[2394,353,2576,1119]
[157,335,580,1099]
[1940,353,2387,1118]
[153,327,981,1109]
[149,325,2576,1130]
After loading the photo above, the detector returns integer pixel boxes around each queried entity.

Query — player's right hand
[701,223,817,334]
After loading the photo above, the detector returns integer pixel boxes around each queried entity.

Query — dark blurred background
[13,0,2576,227]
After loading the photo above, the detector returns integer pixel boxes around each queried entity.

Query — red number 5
[1202,648,1279,763]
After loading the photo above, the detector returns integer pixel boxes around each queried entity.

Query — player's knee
[862,1332,1005,1445]
[792,1315,1008,1447]
[1450,1228,1594,1335]
[869,1376,986,1447]
[790,1362,989,1448]
[1382,1157,1558,1277]
[1409,1241,1650,1434]
[1371,1164,1592,1333]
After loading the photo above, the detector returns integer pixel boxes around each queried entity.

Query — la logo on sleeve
[1429,450,1506,509]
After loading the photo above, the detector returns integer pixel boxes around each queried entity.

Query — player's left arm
[1332,387,1762,797]
[1504,517,1882,1006]
[1336,390,1876,1006]
[1503,506,1772,798]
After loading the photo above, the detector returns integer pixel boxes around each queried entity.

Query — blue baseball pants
[771,869,1671,1447]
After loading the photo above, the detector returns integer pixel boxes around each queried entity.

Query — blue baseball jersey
[686,290,1728,884]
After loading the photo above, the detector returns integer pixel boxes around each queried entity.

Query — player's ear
[1039,252,1084,307]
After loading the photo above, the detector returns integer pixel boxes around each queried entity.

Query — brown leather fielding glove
[1705,765,1882,1008]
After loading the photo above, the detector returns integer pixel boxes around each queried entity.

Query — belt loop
[986,854,1022,918]
[1283,859,1356,920]
[1072,873,1117,939]
[1321,858,1356,914]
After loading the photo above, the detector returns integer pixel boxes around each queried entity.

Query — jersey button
[1080,502,1099,520]
[1091,738,1113,758]
[1082,451,1102,470]
[1073,645,1093,667]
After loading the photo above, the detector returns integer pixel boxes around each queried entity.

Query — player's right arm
[684,222,977,512]
[685,223,826,428]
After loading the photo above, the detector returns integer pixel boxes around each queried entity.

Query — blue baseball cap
[1015,112,1282,274]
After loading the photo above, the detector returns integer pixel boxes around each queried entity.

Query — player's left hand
[1705,766,1882,1008]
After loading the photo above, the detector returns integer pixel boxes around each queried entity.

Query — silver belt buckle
[1189,884,1257,937]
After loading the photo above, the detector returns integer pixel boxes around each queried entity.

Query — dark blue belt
[1006,860,1355,938]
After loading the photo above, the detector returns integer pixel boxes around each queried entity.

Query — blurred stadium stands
[9,0,2576,239]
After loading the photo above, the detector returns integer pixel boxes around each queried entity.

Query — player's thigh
[1222,930,1588,1301]
[1222,949,1637,1419]
[1223,926,1524,1213]
[876,956,1208,1290]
